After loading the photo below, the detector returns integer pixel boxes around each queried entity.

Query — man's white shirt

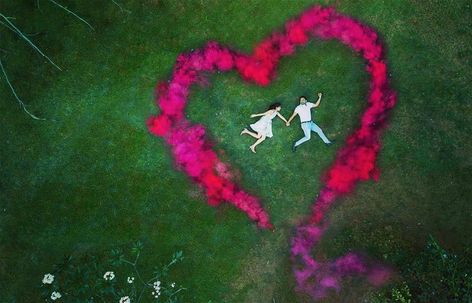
[294,102,315,122]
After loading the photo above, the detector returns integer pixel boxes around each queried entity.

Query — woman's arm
[251,110,272,118]
[276,112,288,123]
[286,111,298,125]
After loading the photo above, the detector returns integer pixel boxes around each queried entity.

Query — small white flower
[42,273,55,284]
[153,280,161,289]
[119,296,130,303]
[51,291,62,300]
[127,276,135,284]
[171,282,175,288]
[103,271,115,281]
[152,284,161,298]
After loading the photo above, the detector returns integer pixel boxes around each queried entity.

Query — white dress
[250,110,278,138]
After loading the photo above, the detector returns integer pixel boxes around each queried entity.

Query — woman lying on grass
[240,102,288,153]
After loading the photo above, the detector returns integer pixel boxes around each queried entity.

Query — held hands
[286,122,290,127]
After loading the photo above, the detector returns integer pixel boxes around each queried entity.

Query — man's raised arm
[313,92,323,107]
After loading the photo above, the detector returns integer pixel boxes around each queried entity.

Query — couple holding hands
[240,93,334,153]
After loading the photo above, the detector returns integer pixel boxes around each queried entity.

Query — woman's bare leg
[250,134,266,153]
[241,128,260,139]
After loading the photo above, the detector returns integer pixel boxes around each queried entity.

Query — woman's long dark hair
[268,102,281,110]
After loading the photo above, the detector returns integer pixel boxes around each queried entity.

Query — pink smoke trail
[289,8,395,299]
[147,5,396,299]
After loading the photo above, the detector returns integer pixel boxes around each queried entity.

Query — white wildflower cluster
[51,291,62,300]
[103,271,115,281]
[127,276,135,284]
[119,296,130,303]
[151,280,161,299]
[42,273,54,284]
[41,274,61,300]
[171,282,175,288]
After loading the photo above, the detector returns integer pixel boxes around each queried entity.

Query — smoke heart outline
[147,5,396,300]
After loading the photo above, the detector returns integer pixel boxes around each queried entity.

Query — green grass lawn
[1,0,471,302]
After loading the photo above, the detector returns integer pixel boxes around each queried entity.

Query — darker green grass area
[1,0,471,302]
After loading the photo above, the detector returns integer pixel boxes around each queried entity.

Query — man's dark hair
[299,96,307,101]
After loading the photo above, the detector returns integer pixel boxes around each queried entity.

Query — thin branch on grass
[121,253,149,289]
[0,59,45,120]
[121,253,152,302]
[26,32,42,37]
[111,0,131,13]
[47,0,95,31]
[0,13,62,70]
[170,288,186,297]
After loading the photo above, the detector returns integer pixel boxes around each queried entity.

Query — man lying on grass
[287,93,334,152]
